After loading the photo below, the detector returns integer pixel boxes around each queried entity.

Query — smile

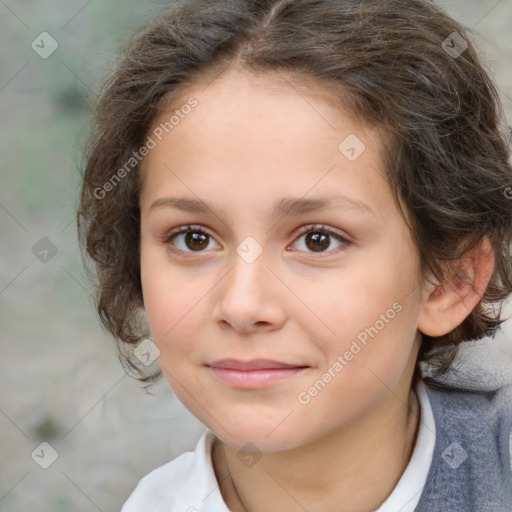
[206,359,310,389]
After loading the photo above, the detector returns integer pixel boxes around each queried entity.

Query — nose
[212,245,287,334]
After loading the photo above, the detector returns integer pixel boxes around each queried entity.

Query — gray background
[0,1,511,510]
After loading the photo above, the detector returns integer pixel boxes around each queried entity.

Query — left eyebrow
[272,195,377,218]
[148,194,377,219]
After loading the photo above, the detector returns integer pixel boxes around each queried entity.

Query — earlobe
[417,237,495,337]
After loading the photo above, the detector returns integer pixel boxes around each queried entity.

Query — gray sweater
[414,338,512,511]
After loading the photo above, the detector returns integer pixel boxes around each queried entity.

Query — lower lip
[208,367,308,389]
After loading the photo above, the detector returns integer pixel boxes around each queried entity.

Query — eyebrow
[148,195,377,219]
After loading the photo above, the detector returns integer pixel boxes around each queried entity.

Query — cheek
[299,258,420,381]
[139,247,226,391]
[140,253,194,348]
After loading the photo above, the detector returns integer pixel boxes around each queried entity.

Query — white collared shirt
[121,380,442,512]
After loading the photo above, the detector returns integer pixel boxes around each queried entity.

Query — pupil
[185,232,208,251]
[306,232,330,252]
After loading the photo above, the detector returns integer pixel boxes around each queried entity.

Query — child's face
[139,68,427,452]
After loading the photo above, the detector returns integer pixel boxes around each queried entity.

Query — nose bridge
[213,237,285,331]
[227,239,270,301]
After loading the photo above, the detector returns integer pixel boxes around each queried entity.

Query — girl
[77,0,512,510]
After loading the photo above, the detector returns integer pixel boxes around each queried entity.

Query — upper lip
[207,359,309,371]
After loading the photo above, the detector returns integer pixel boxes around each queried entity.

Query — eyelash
[162,224,351,258]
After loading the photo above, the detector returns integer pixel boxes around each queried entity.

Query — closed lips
[207,359,309,371]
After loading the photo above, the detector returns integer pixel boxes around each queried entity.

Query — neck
[212,386,420,512]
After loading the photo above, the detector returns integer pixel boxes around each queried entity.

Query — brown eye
[182,231,209,251]
[304,232,331,252]
[164,225,221,254]
[291,224,351,255]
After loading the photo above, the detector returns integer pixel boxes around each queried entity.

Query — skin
[138,68,495,512]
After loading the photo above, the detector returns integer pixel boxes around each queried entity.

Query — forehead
[152,66,373,141]
[139,67,399,223]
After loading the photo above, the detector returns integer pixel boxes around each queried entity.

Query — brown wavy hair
[77,0,512,388]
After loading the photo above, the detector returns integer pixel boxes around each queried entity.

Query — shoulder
[121,429,226,512]
[419,341,512,466]
[414,377,512,509]
[419,338,512,393]
[121,452,196,510]
[422,378,512,452]
[120,447,198,511]
[510,429,512,471]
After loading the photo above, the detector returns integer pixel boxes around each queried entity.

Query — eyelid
[292,223,352,243]
[162,224,212,243]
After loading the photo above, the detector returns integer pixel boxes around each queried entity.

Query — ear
[417,237,495,337]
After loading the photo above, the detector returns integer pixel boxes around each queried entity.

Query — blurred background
[0,1,511,510]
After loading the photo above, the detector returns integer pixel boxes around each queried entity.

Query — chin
[209,420,309,453]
